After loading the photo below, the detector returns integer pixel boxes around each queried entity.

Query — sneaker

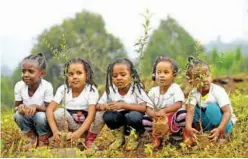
[21,131,37,151]
[37,134,50,148]
[85,132,98,150]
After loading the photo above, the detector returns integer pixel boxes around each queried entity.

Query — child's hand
[52,131,61,143]
[99,103,108,111]
[108,102,124,111]
[69,131,81,141]
[25,106,37,117]
[17,104,26,115]
[208,128,220,142]
[155,109,166,117]
[185,126,199,142]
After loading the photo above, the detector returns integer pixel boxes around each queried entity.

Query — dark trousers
[103,110,145,135]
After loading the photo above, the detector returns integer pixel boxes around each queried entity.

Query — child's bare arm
[124,102,147,112]
[29,101,51,112]
[15,101,23,107]
[27,103,48,112]
[163,101,182,113]
[96,103,107,111]
[146,107,155,118]
[185,104,194,128]
[185,104,199,141]
[21,103,49,116]
[218,105,231,131]
[108,102,146,112]
[72,105,96,139]
[14,101,23,111]
[46,101,59,135]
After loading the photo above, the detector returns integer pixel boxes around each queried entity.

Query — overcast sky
[0,0,248,71]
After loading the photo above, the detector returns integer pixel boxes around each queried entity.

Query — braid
[185,56,209,79]
[63,60,71,93]
[131,67,144,94]
[36,53,46,70]
[105,58,144,95]
[152,56,179,81]
[22,53,47,70]
[105,64,114,95]
[105,65,110,95]
[64,58,97,93]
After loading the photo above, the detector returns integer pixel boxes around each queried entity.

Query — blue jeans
[103,111,145,134]
[14,112,51,136]
[193,103,233,133]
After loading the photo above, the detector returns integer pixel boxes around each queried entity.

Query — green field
[1,78,248,158]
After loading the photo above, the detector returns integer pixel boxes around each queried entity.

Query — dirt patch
[49,131,85,149]
[197,133,211,149]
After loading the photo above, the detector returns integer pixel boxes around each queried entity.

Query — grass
[1,81,248,157]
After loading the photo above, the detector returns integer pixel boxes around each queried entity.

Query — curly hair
[22,53,47,70]
[152,56,179,81]
[185,56,210,80]
[105,58,144,95]
[64,58,97,92]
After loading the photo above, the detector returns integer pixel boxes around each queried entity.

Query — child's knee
[33,112,47,126]
[14,111,25,123]
[206,103,222,125]
[125,111,143,124]
[207,103,220,112]
[103,111,116,122]
[174,108,187,126]
[53,108,66,121]
[95,111,104,121]
[92,111,105,127]
[103,111,125,129]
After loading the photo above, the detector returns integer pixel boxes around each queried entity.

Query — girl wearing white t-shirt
[46,58,99,145]
[14,53,53,150]
[86,58,150,151]
[184,56,236,146]
[143,56,186,149]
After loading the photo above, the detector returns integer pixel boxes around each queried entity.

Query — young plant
[134,9,170,145]
[134,9,152,71]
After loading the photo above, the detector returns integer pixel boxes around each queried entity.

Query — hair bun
[38,53,44,57]
[188,56,195,63]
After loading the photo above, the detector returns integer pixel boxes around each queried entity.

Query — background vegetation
[1,9,248,157]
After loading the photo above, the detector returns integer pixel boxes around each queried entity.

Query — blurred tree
[235,47,241,61]
[140,16,204,77]
[208,47,248,76]
[12,10,126,89]
[1,76,14,107]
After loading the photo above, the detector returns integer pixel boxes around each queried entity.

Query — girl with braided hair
[184,56,236,146]
[142,56,186,149]
[14,53,53,150]
[46,58,99,146]
[86,58,151,151]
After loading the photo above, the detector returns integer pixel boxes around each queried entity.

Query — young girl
[14,53,53,150]
[46,58,99,145]
[143,56,187,148]
[86,58,150,151]
[184,56,237,146]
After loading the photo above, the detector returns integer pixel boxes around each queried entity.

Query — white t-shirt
[147,83,185,109]
[53,84,99,111]
[98,83,151,111]
[14,79,54,106]
[186,83,237,124]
